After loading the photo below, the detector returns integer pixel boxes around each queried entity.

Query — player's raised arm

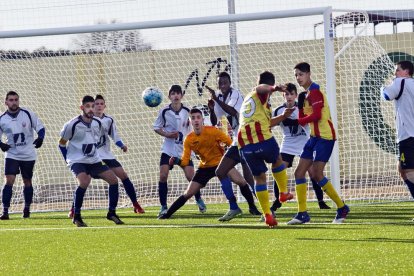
[270,107,295,127]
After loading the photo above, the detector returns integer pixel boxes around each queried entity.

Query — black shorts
[5,158,35,179]
[399,137,414,170]
[224,145,246,165]
[102,159,122,168]
[159,153,194,170]
[281,152,295,168]
[70,162,110,178]
[192,166,217,187]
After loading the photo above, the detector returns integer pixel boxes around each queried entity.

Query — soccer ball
[142,87,163,107]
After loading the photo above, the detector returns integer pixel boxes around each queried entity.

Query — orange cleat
[279,192,294,203]
[264,213,278,228]
[133,202,145,214]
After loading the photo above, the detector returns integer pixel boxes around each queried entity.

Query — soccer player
[206,71,262,221]
[0,91,45,220]
[382,60,414,220]
[271,83,330,212]
[159,108,240,220]
[153,85,206,217]
[238,71,294,227]
[59,95,124,227]
[287,62,349,225]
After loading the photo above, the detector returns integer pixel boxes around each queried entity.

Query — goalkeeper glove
[169,157,182,166]
[282,118,299,126]
[33,138,44,149]
[297,91,307,110]
[0,142,11,152]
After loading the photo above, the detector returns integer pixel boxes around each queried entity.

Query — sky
[0,0,413,51]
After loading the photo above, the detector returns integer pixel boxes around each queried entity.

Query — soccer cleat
[279,192,294,203]
[133,202,145,214]
[196,198,207,213]
[332,204,350,224]
[218,208,242,222]
[72,214,87,227]
[287,211,311,225]
[22,208,30,219]
[68,208,74,219]
[158,205,168,218]
[270,200,282,212]
[0,213,10,220]
[259,210,275,222]
[158,213,170,220]
[107,211,124,225]
[318,200,331,209]
[248,206,262,216]
[264,213,277,228]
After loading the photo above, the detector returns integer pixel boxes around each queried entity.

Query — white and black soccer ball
[142,87,163,107]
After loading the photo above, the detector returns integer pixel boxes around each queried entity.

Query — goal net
[0,7,407,213]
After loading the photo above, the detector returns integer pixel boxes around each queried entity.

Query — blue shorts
[5,158,36,179]
[160,153,194,170]
[240,137,280,176]
[300,137,335,162]
[70,162,110,178]
[224,145,246,165]
[102,159,122,168]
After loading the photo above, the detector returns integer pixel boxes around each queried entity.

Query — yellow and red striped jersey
[300,83,336,140]
[181,126,232,168]
[237,89,273,148]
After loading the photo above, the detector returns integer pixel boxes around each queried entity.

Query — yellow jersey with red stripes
[300,83,336,140]
[237,89,273,148]
[181,126,232,168]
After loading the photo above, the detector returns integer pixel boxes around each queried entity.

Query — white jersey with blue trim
[0,108,44,161]
[213,87,243,145]
[60,115,104,166]
[153,104,192,157]
[273,103,310,156]
[96,114,122,160]
[382,77,414,143]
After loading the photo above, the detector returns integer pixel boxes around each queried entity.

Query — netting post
[323,7,341,194]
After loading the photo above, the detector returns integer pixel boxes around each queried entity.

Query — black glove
[297,91,307,110]
[282,118,299,126]
[33,138,44,149]
[0,142,11,152]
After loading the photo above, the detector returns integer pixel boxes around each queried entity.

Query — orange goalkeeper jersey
[180,126,232,168]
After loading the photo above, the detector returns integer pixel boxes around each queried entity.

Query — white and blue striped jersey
[0,108,44,161]
[273,103,310,156]
[60,116,104,166]
[153,104,191,157]
[96,114,123,160]
[213,87,244,145]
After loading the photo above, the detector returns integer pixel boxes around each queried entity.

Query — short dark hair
[397,60,414,76]
[258,71,275,86]
[190,108,203,116]
[169,84,183,96]
[294,62,311,73]
[6,91,19,100]
[218,71,231,83]
[285,83,297,94]
[82,95,95,105]
[95,94,105,101]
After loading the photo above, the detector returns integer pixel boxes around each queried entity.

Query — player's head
[168,84,183,103]
[257,71,275,86]
[283,83,298,105]
[217,71,231,94]
[80,95,95,119]
[94,94,106,114]
[294,62,312,88]
[189,108,204,133]
[395,61,414,77]
[5,91,20,112]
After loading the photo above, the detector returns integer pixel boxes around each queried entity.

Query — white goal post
[0,6,404,213]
